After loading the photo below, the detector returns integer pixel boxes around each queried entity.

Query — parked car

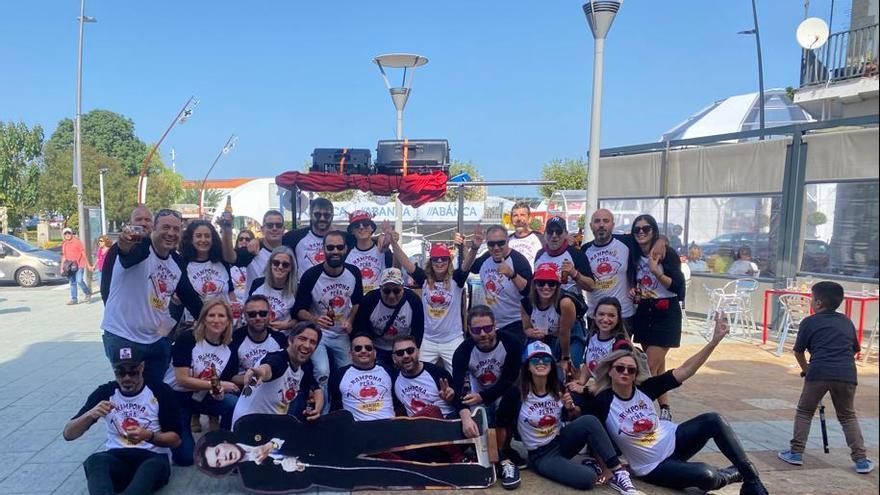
[0,234,65,287]
[801,239,831,273]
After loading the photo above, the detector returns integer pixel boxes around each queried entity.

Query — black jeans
[529,415,622,490]
[83,448,170,495]
[641,412,758,491]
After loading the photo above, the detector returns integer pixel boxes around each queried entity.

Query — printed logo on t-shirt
[109,397,157,446]
[616,398,659,445]
[482,268,507,306]
[473,358,501,388]
[189,264,227,299]
[348,373,389,413]
[347,251,383,293]
[400,383,443,417]
[148,264,178,310]
[279,372,303,413]
[425,282,453,319]
[590,249,623,291]
[231,266,247,293]
[523,397,561,439]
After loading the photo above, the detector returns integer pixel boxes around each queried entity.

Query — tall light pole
[582,0,621,242]
[198,134,238,218]
[373,53,429,233]
[74,0,96,252]
[739,0,765,137]
[98,168,108,235]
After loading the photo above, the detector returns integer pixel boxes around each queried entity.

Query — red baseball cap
[533,262,560,282]
[347,210,375,233]
[429,243,451,258]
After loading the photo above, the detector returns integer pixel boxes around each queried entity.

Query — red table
[762,289,879,346]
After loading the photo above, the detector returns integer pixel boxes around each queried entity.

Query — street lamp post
[198,134,238,218]
[373,54,429,233]
[739,0,765,137]
[74,0,96,260]
[582,0,621,242]
[98,168,108,235]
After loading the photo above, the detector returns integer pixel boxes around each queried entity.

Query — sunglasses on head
[382,287,402,296]
[325,244,346,252]
[613,364,639,375]
[246,310,269,318]
[528,355,553,366]
[430,257,450,264]
[263,222,284,230]
[114,367,141,377]
[535,280,559,288]
[312,212,333,220]
[633,225,653,235]
[486,240,506,248]
[393,347,417,357]
[156,208,183,221]
[469,324,494,335]
[271,260,291,269]
[353,344,374,353]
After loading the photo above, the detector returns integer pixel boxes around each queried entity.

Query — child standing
[778,281,874,474]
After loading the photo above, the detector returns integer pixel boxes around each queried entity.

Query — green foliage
[807,211,828,226]
[528,217,543,232]
[47,110,151,175]
[0,121,44,230]
[785,86,796,101]
[443,161,485,201]
[181,187,224,207]
[539,158,587,198]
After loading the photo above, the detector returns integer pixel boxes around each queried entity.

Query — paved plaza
[0,282,877,494]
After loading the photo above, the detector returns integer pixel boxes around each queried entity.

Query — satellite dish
[796,17,830,50]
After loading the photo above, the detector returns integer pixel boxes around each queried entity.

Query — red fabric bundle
[274,171,448,208]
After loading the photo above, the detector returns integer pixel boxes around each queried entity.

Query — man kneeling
[63,346,181,495]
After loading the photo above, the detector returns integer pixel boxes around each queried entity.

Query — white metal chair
[775,294,812,356]
[703,278,759,341]
[861,318,879,364]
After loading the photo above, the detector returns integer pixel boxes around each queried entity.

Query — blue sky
[2,1,843,197]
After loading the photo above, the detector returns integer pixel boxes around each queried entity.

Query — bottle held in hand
[306,390,316,412]
[220,195,234,228]
[209,363,221,396]
[241,374,258,397]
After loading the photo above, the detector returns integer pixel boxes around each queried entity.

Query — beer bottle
[242,374,258,397]
[327,306,336,325]
[220,195,233,228]
[574,227,584,247]
[224,195,233,214]
[209,363,222,396]
[306,390,317,411]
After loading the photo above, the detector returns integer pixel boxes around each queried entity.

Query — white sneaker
[608,469,638,495]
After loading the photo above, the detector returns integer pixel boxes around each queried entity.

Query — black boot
[738,461,769,495]
[714,465,743,488]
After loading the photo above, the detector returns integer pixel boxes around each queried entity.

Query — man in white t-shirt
[283,197,335,282]
[225,210,287,293]
[507,202,544,269]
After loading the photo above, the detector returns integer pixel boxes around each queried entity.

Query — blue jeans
[102,332,171,386]
[172,391,238,466]
[312,332,351,414]
[68,268,91,301]
[529,320,587,369]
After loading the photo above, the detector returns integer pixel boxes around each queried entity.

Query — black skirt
[631,297,682,348]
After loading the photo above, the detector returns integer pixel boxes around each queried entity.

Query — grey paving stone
[0,452,37,483]
[27,436,102,464]
[51,468,88,495]
[0,461,79,493]
[2,428,61,453]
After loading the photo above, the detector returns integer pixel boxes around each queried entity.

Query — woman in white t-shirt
[248,246,298,333]
[515,341,637,493]
[179,220,235,324]
[571,296,631,387]
[389,225,479,374]
[520,262,582,373]
[580,316,768,494]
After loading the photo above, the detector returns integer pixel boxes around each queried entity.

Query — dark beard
[326,257,343,268]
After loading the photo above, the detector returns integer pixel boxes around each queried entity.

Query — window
[800,182,879,277]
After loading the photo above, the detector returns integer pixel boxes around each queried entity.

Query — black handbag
[63,260,79,277]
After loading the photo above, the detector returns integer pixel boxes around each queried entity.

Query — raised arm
[459,224,483,273]
[672,313,729,383]
[384,221,416,274]
[220,217,236,264]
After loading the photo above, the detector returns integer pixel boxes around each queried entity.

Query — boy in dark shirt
[778,281,874,474]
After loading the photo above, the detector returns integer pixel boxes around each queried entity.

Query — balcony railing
[800,23,878,87]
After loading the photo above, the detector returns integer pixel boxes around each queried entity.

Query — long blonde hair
[423,253,454,289]
[193,298,233,345]
[588,348,652,396]
[263,246,298,297]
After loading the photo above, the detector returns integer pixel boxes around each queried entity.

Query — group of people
[61,198,873,495]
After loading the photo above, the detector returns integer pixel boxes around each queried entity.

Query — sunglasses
[263,222,284,230]
[613,364,639,375]
[353,344,374,353]
[156,209,183,221]
[430,257,450,264]
[469,324,494,335]
[528,355,553,366]
[382,287,402,296]
[312,212,333,220]
[352,221,373,230]
[325,244,346,252]
[633,225,653,235]
[246,310,269,318]
[393,347,417,357]
[486,240,506,248]
[271,260,291,269]
[535,280,559,288]
[114,367,141,377]
[237,237,253,243]
[546,228,565,236]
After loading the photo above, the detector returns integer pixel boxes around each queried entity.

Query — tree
[0,121,44,233]
[443,161,485,201]
[46,110,150,175]
[539,158,587,198]
[181,187,224,206]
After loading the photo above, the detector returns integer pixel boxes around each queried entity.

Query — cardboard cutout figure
[196,408,495,492]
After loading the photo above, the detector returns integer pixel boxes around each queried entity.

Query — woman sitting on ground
[515,341,638,494]
[578,314,769,494]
